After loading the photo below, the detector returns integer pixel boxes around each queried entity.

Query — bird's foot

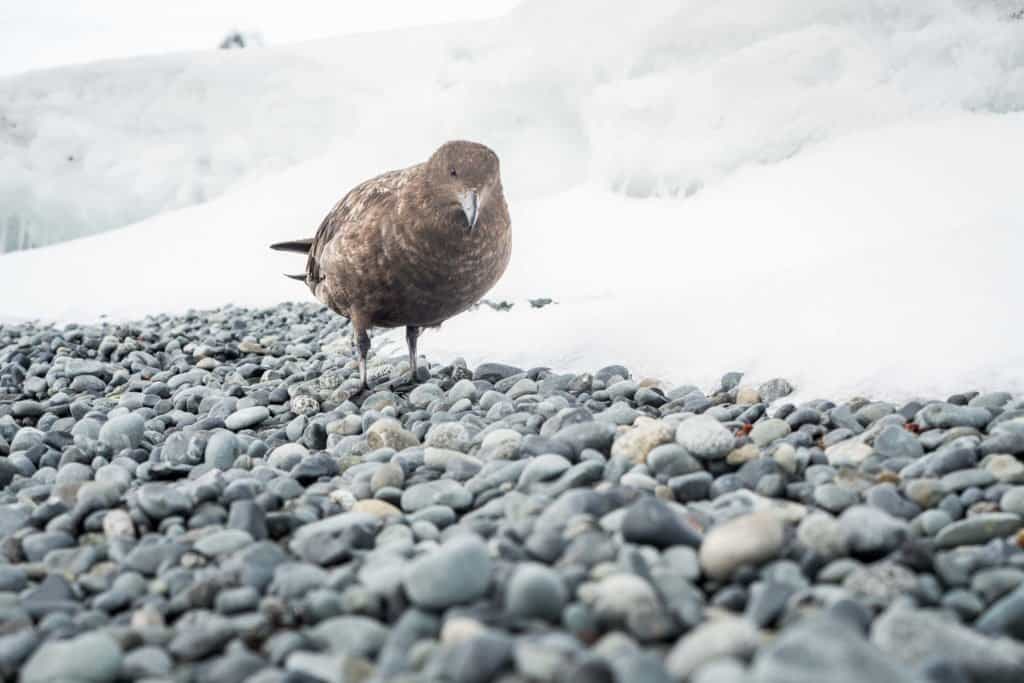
[378,367,430,393]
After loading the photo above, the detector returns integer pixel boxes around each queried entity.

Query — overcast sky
[0,0,523,77]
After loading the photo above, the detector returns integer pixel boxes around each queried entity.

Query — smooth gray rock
[194,528,253,557]
[225,406,270,431]
[838,506,909,559]
[915,404,991,430]
[403,534,493,609]
[874,425,923,460]
[675,416,735,459]
[749,419,791,447]
[872,607,1024,682]
[22,632,123,683]
[667,616,759,680]
[622,497,702,549]
[934,513,1022,549]
[309,615,388,656]
[506,562,568,622]
[753,614,926,683]
[98,413,145,451]
[135,483,191,520]
[401,480,473,513]
[205,430,239,469]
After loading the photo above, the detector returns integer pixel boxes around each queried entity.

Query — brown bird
[271,140,511,390]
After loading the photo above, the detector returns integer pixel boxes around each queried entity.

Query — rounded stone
[749,419,791,447]
[935,513,1023,549]
[22,632,123,683]
[135,483,191,520]
[1001,487,1024,517]
[98,414,145,451]
[401,480,472,513]
[621,497,702,549]
[506,563,568,622]
[403,534,493,609]
[206,430,240,470]
[194,529,254,557]
[370,462,405,493]
[675,416,735,460]
[611,419,675,465]
[225,406,270,431]
[352,499,403,518]
[367,418,419,451]
[838,505,910,558]
[699,511,785,580]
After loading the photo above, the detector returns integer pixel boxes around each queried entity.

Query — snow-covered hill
[4,0,1023,250]
[1,0,1023,399]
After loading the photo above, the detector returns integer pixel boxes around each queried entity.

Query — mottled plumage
[271,140,511,388]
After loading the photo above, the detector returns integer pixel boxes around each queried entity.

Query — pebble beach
[2,301,1024,682]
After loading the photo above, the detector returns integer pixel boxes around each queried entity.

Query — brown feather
[301,140,511,331]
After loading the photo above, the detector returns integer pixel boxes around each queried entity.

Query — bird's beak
[459,189,479,231]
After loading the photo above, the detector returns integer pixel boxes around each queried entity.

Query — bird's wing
[306,167,411,286]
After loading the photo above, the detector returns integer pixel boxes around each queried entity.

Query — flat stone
[22,631,123,683]
[915,404,991,430]
[666,616,760,680]
[935,513,1023,549]
[749,419,791,447]
[826,440,874,467]
[352,499,403,518]
[699,511,785,580]
[401,480,472,513]
[194,529,253,557]
[225,406,270,431]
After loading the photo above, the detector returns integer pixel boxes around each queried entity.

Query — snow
[1,0,1023,401]
[0,0,523,77]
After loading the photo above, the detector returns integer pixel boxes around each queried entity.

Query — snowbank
[2,112,1022,401]
[2,0,1022,250]
[1,0,1023,400]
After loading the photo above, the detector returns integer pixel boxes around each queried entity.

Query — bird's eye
[450,167,457,177]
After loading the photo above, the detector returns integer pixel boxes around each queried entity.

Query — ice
[1,0,1023,400]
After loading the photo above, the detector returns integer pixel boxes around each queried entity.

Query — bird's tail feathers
[270,238,313,254]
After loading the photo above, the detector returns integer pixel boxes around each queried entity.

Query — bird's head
[428,140,501,232]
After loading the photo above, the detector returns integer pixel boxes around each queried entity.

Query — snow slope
[3,0,1023,250]
[1,0,1023,400]
[0,0,523,77]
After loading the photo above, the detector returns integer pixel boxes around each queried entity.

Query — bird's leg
[406,325,421,381]
[355,325,372,391]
